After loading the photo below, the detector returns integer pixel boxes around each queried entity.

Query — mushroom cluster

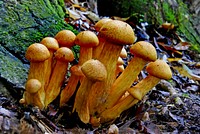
[20,19,172,126]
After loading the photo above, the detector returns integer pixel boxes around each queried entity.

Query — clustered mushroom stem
[73,59,107,124]
[98,57,147,113]
[99,95,139,124]
[40,37,59,90]
[28,62,48,109]
[88,43,123,115]
[92,37,106,59]
[73,79,93,123]
[45,61,69,107]
[99,59,172,123]
[45,47,74,107]
[79,48,93,65]
[128,76,160,100]
[60,74,80,107]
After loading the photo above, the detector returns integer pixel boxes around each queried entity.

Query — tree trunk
[0,0,73,96]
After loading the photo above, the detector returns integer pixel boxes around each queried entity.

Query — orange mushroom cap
[55,30,76,47]
[146,59,172,80]
[25,79,41,94]
[40,37,59,51]
[54,47,74,62]
[75,31,99,48]
[25,43,50,62]
[81,59,107,82]
[95,18,112,31]
[98,20,135,45]
[130,41,157,61]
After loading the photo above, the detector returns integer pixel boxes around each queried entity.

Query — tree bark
[0,0,73,94]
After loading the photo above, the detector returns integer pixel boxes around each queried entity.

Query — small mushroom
[45,47,74,107]
[25,43,50,109]
[55,30,76,48]
[20,79,42,105]
[98,41,157,114]
[25,79,42,94]
[128,59,172,100]
[75,30,99,65]
[40,37,59,89]
[73,59,107,123]
[88,20,135,116]
[100,59,172,123]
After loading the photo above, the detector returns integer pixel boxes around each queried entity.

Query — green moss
[0,0,74,59]
[146,0,200,53]
[0,0,77,86]
[162,2,176,23]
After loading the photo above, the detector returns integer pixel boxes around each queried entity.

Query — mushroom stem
[100,59,172,123]
[97,41,157,114]
[28,62,48,109]
[45,47,74,107]
[73,79,93,123]
[99,76,160,124]
[98,57,146,112]
[128,76,160,100]
[60,65,84,107]
[73,59,107,124]
[40,37,59,90]
[100,95,139,124]
[59,74,79,107]
[88,20,135,116]
[88,43,123,115]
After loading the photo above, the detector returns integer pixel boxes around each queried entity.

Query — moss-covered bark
[0,0,74,89]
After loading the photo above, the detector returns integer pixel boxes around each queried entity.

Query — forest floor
[0,1,200,134]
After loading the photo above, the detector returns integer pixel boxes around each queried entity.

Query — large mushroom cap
[98,20,135,45]
[75,31,99,47]
[25,43,50,62]
[40,37,59,51]
[25,79,41,94]
[55,30,76,47]
[146,59,172,80]
[130,41,157,61]
[95,18,112,31]
[81,59,107,82]
[55,47,74,62]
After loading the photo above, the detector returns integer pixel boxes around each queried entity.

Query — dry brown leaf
[174,42,191,50]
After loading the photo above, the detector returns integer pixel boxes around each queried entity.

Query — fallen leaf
[174,42,191,50]
[173,64,200,81]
